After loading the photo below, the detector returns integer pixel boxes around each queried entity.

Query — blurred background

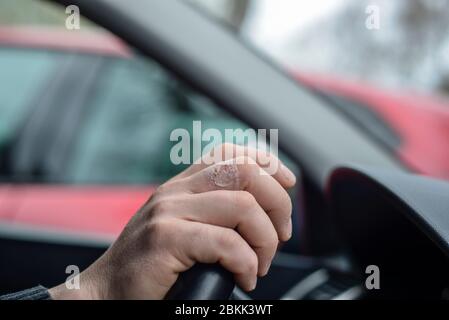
[190,0,449,96]
[0,0,448,185]
[3,0,449,96]
[1,0,449,185]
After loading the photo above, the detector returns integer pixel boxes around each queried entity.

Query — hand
[49,144,296,299]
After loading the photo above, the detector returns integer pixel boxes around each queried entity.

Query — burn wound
[207,161,240,189]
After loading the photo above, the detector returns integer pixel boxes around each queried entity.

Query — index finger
[171,143,296,189]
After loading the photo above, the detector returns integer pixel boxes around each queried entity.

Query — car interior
[0,0,449,300]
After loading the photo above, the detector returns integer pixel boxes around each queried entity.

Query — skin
[49,144,296,299]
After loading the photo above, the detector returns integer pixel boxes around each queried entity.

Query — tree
[283,0,449,96]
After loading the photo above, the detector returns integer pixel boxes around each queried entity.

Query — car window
[0,49,59,153]
[0,48,250,184]
[0,0,294,185]
[66,56,248,184]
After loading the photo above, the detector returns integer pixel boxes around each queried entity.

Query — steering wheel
[165,264,235,300]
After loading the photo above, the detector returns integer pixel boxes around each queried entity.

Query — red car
[295,72,449,180]
[0,27,449,238]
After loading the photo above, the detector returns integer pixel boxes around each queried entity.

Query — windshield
[189,0,449,94]
[188,0,449,180]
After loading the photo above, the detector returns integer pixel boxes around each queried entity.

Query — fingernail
[261,263,271,277]
[287,219,293,241]
[250,278,258,291]
[280,163,296,186]
[281,219,293,242]
[287,219,293,240]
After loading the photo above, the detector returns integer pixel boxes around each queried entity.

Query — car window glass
[0,0,297,185]
[0,49,58,152]
[66,56,248,184]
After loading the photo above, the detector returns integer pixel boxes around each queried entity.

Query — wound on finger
[207,160,240,189]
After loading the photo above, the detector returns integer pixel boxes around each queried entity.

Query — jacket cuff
[0,285,51,300]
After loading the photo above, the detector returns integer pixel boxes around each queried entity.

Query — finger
[176,190,278,276]
[172,143,296,188]
[174,221,259,292]
[183,157,293,241]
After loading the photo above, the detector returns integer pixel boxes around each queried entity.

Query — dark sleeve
[0,285,51,300]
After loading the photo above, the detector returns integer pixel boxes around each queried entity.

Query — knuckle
[144,219,187,254]
[277,190,293,217]
[211,143,235,160]
[221,142,241,155]
[154,180,175,196]
[216,229,257,276]
[269,229,279,248]
[238,251,258,275]
[258,229,278,251]
[235,157,258,182]
[219,142,235,152]
[144,218,174,241]
[237,155,256,166]
[233,191,257,211]
[151,197,175,217]
[217,229,240,250]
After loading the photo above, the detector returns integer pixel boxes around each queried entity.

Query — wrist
[48,268,104,300]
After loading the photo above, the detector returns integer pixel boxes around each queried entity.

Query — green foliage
[0,0,94,27]
[0,0,66,25]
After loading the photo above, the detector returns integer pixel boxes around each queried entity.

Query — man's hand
[49,144,296,299]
